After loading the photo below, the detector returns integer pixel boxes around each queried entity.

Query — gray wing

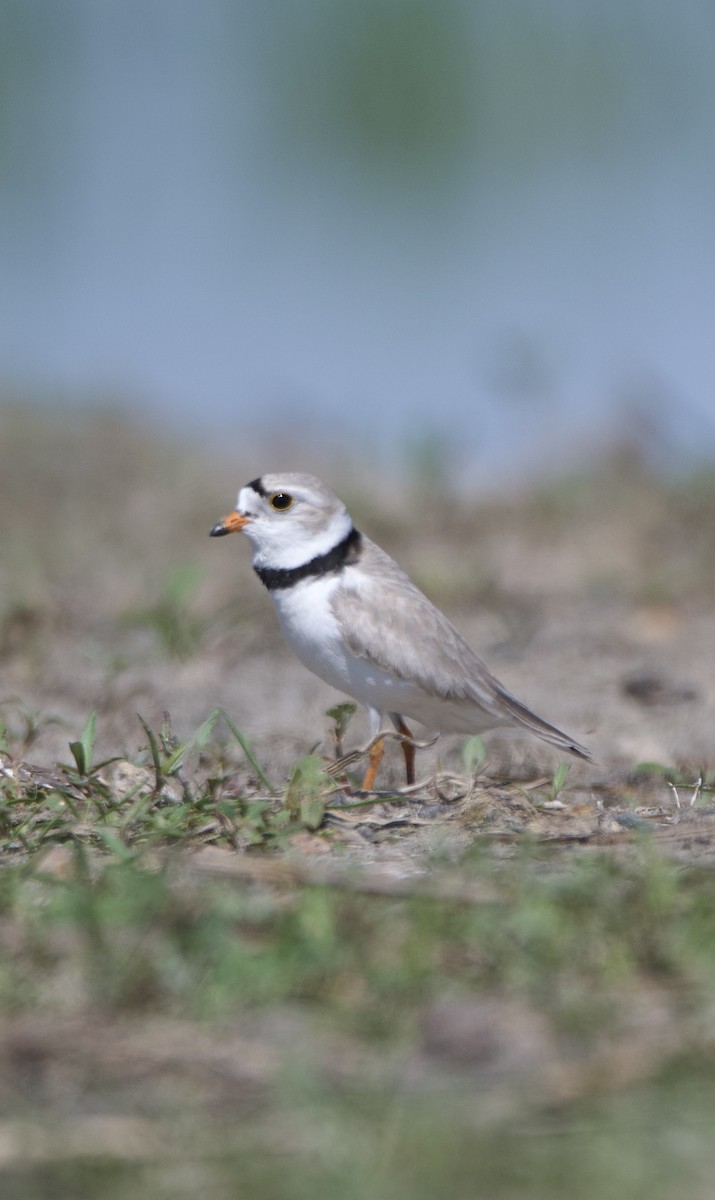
[332,538,591,760]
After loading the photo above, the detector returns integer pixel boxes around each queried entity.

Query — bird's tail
[493,685,592,762]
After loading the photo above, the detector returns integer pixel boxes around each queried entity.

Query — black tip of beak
[209,523,230,537]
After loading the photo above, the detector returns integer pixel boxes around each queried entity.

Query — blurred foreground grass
[1,404,715,1197]
[1,811,715,1198]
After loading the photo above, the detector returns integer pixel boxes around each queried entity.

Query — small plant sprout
[69,711,98,777]
[136,708,275,799]
[284,754,331,831]
[551,761,570,800]
[462,736,486,776]
[326,702,357,759]
[138,710,222,791]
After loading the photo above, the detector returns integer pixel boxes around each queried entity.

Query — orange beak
[209,510,251,537]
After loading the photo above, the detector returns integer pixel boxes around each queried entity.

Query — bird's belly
[270,579,506,732]
[274,583,412,701]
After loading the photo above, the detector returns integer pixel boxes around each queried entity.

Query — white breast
[268,575,425,716]
[270,575,347,682]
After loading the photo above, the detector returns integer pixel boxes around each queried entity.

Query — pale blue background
[2,1,714,482]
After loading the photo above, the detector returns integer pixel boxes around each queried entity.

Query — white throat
[248,506,354,571]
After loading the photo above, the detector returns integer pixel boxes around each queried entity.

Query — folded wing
[332,538,591,761]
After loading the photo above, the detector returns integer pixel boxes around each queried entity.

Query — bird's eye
[269,492,294,511]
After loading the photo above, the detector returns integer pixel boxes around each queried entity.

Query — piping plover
[211,473,591,788]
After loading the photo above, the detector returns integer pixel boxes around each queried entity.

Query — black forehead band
[246,477,267,497]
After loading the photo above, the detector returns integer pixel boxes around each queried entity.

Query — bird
[210,473,591,789]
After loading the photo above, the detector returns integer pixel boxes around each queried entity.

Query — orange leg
[394,717,416,785]
[361,736,385,791]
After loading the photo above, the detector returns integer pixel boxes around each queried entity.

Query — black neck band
[254,526,362,591]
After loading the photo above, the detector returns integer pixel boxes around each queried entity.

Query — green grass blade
[461,735,486,774]
[219,710,275,794]
[163,709,222,775]
[552,761,570,797]
[68,710,97,776]
[137,714,164,788]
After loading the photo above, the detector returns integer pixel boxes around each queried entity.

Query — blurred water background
[1,0,714,487]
